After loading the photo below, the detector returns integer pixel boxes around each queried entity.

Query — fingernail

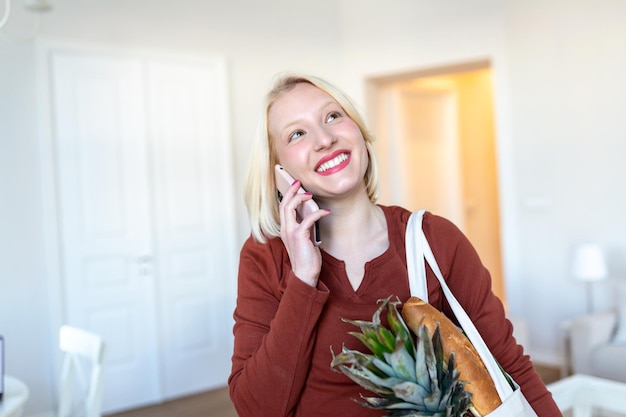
[304,192,312,196]
[291,179,299,186]
[324,208,331,212]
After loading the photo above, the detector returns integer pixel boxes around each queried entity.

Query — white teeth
[317,153,348,173]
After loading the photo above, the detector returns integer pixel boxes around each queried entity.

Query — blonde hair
[244,73,380,243]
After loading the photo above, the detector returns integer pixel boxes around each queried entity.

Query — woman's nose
[313,129,337,150]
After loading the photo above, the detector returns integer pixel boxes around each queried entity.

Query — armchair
[569,309,626,383]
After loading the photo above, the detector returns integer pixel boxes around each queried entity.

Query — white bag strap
[406,211,514,402]
[406,209,428,301]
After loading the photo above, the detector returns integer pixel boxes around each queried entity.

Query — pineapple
[330,296,479,417]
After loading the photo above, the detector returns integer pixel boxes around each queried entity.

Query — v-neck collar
[320,205,400,295]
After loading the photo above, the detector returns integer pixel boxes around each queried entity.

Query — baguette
[402,296,502,415]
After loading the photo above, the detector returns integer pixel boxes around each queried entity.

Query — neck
[317,193,386,252]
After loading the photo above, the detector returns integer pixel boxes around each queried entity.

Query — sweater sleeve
[422,213,562,417]
[228,236,329,417]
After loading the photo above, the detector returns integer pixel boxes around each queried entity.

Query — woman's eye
[289,130,304,141]
[326,112,341,123]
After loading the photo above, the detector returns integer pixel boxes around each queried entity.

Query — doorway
[366,61,506,305]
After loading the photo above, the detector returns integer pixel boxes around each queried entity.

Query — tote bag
[406,210,539,417]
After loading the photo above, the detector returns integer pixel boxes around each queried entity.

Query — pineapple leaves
[387,335,417,381]
[331,296,474,417]
[386,297,416,355]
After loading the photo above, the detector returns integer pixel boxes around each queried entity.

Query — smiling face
[268,82,369,201]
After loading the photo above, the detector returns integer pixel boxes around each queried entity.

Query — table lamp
[571,243,608,313]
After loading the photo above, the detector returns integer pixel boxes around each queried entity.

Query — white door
[49,50,236,412]
[382,87,464,226]
[51,53,162,411]
[145,61,236,397]
[399,88,463,226]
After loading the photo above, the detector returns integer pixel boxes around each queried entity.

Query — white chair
[58,326,105,417]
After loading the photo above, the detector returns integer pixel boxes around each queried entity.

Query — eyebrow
[280,100,336,134]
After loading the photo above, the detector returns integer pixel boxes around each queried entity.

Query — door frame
[364,59,510,305]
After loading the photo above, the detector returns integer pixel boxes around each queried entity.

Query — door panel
[145,61,234,397]
[398,89,464,227]
[51,53,162,412]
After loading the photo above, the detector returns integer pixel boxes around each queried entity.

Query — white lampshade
[571,243,608,282]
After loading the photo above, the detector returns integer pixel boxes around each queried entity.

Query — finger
[281,186,314,221]
[277,180,301,224]
[297,198,331,230]
[281,178,303,203]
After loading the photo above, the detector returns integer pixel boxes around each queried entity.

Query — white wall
[0,42,56,409]
[339,0,626,360]
[505,0,626,357]
[2,0,626,414]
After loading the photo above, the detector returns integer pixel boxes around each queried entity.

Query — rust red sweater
[229,206,561,417]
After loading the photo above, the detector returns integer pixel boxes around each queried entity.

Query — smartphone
[274,164,321,245]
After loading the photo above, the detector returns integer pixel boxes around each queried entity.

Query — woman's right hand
[277,180,330,287]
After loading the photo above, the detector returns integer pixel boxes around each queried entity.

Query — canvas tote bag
[406,210,539,417]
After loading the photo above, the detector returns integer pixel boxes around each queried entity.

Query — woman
[228,73,562,417]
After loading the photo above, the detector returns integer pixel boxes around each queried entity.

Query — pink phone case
[275,164,321,245]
